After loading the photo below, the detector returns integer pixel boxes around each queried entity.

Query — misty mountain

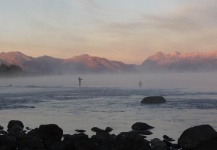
[0,52,134,74]
[141,51,217,72]
[0,51,33,69]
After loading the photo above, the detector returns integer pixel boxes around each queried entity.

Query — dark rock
[64,133,89,143]
[105,127,113,133]
[0,135,17,150]
[0,125,4,130]
[91,127,105,133]
[91,132,115,146]
[18,135,45,150]
[0,130,7,135]
[27,128,40,137]
[178,124,217,149]
[163,140,181,149]
[130,130,153,135]
[38,124,63,148]
[7,120,24,132]
[64,133,99,150]
[75,129,86,133]
[141,96,166,104]
[132,122,154,131]
[114,132,151,150]
[163,135,175,141]
[26,127,31,130]
[151,138,168,150]
[192,136,217,150]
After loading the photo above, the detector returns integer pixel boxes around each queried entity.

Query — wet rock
[132,122,154,131]
[7,120,24,132]
[151,138,168,150]
[178,124,217,149]
[141,96,166,104]
[38,124,63,148]
[114,132,151,150]
[0,135,17,150]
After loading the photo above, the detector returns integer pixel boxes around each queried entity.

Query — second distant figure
[78,77,83,87]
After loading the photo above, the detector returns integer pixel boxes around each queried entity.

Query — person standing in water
[139,80,142,87]
[78,77,83,87]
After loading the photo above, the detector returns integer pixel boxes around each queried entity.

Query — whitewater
[0,73,217,141]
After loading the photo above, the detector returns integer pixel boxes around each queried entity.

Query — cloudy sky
[0,0,217,64]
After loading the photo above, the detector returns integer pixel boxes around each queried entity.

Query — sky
[0,0,217,64]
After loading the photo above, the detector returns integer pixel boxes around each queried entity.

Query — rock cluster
[0,120,217,150]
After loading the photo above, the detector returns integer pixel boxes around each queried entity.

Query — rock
[75,129,86,133]
[91,132,115,146]
[192,136,217,150]
[26,127,31,130]
[7,120,24,132]
[18,135,45,150]
[163,140,181,149]
[151,138,168,150]
[105,127,113,133]
[0,135,17,150]
[130,130,153,135]
[0,130,7,135]
[64,133,100,150]
[141,96,166,104]
[114,132,151,150]
[163,135,175,141]
[38,124,63,148]
[178,124,217,149]
[132,122,154,131]
[0,125,4,130]
[91,127,105,133]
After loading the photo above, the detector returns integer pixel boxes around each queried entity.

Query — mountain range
[141,51,217,72]
[1,51,217,74]
[0,52,134,74]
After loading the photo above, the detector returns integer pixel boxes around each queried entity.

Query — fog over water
[0,72,216,89]
[0,73,217,140]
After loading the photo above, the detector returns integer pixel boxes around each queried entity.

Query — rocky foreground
[0,120,217,150]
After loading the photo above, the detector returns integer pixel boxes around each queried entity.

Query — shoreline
[0,120,217,150]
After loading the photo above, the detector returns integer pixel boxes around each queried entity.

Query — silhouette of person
[139,80,142,87]
[78,77,83,87]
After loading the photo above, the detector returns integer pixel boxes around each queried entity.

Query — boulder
[91,132,115,146]
[141,96,166,104]
[18,136,45,150]
[7,120,24,132]
[151,138,168,150]
[114,132,151,150]
[38,124,63,148]
[0,135,17,150]
[63,133,100,150]
[132,122,154,131]
[178,124,217,149]
[192,136,217,150]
